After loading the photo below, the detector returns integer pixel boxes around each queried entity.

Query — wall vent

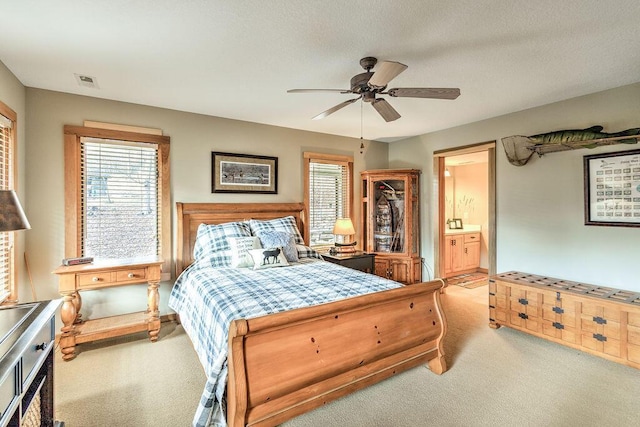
[74,73,99,89]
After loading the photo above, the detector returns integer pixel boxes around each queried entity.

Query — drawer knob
[35,342,48,352]
[128,273,135,278]
[92,277,100,282]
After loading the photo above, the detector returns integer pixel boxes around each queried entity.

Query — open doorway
[434,142,496,289]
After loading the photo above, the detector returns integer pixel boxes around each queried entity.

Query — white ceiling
[2,1,639,142]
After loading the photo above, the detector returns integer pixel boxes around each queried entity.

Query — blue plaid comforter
[168,257,402,427]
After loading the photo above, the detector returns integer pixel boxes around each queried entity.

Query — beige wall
[390,82,640,291]
[23,88,389,317]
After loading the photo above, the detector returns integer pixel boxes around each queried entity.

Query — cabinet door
[509,287,540,332]
[491,281,510,324]
[371,177,409,255]
[580,301,621,357]
[444,236,454,275]
[444,235,464,275]
[390,259,411,284]
[628,312,640,365]
[374,259,390,279]
[462,241,480,270]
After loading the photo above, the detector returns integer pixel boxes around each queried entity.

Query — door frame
[433,141,496,279]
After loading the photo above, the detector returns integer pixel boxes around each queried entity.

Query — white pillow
[228,236,261,268]
[247,247,289,270]
[256,230,299,262]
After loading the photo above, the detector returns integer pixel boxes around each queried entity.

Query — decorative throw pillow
[248,216,305,245]
[193,221,252,261]
[296,244,323,260]
[256,231,299,262]
[228,236,261,268]
[248,247,289,270]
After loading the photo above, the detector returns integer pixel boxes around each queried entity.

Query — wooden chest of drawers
[490,271,640,369]
[0,300,60,426]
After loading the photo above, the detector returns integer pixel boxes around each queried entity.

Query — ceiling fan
[288,57,460,122]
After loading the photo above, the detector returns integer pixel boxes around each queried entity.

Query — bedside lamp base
[332,242,357,254]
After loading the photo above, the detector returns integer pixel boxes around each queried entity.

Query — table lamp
[0,190,31,302]
[332,218,356,254]
[0,190,30,232]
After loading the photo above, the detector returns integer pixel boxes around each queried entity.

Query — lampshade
[0,190,31,232]
[444,168,451,177]
[332,218,355,236]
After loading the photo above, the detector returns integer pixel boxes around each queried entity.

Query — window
[64,125,170,279]
[0,101,17,303]
[303,152,353,247]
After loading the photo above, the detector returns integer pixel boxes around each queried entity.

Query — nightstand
[53,256,163,361]
[322,251,375,274]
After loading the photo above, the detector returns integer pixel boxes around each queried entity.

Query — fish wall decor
[501,125,640,166]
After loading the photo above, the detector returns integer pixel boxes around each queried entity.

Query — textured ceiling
[2,1,639,142]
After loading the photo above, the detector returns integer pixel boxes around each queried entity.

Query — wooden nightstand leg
[60,292,78,361]
[147,280,160,342]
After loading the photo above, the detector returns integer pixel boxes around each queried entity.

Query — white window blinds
[308,160,349,246]
[0,113,14,302]
[0,114,11,189]
[80,138,160,259]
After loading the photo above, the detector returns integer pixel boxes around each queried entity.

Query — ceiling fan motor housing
[351,72,375,94]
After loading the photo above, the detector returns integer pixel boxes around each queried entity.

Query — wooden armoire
[360,169,421,284]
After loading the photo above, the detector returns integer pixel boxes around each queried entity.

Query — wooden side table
[52,257,163,361]
[322,251,375,274]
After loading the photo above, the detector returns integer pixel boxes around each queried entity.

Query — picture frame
[211,152,278,194]
[584,149,640,227]
[449,218,463,229]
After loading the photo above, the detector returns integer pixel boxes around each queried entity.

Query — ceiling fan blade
[312,97,360,120]
[368,61,408,89]
[387,87,461,99]
[288,89,351,94]
[372,99,401,122]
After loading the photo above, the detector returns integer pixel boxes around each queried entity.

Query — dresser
[0,300,60,427]
[490,271,640,370]
[53,257,163,361]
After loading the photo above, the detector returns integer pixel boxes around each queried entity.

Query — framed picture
[448,218,463,229]
[212,152,278,194]
[584,149,640,227]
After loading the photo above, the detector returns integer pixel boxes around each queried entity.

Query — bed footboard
[227,279,447,427]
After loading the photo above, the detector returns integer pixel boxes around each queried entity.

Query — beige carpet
[54,285,640,426]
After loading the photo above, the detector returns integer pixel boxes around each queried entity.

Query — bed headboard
[176,202,306,276]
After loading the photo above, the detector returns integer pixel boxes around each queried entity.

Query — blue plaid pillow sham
[248,216,305,245]
[193,221,252,262]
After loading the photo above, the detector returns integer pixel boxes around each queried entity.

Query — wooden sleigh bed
[176,202,448,427]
